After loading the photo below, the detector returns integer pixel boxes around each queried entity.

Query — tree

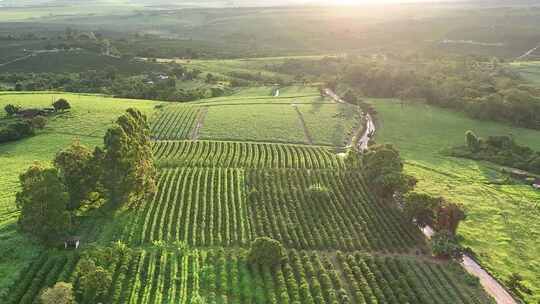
[54,141,100,210]
[4,104,20,116]
[102,108,156,207]
[77,258,112,303]
[16,164,71,243]
[39,282,75,304]
[403,192,440,227]
[248,237,286,268]
[436,201,466,235]
[465,130,480,152]
[430,231,463,259]
[53,98,71,112]
[362,144,416,198]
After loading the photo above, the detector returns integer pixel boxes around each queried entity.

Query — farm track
[292,104,314,145]
[189,107,208,140]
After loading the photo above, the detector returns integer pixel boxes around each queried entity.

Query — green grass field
[0,92,161,297]
[368,99,540,303]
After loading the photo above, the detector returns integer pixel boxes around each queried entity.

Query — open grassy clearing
[509,61,540,85]
[0,92,161,297]
[368,98,540,303]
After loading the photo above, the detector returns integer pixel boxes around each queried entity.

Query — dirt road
[422,226,516,304]
[324,88,375,151]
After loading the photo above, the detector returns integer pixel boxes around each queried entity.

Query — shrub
[248,237,286,268]
[53,98,71,112]
[30,116,47,129]
[39,282,75,304]
[0,121,35,143]
[4,104,21,116]
[430,231,463,259]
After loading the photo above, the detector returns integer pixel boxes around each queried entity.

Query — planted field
[247,169,423,252]
[151,106,199,140]
[153,140,345,169]
[9,248,491,304]
[369,98,540,302]
[6,248,200,304]
[336,252,492,304]
[296,103,362,146]
[198,104,307,144]
[127,168,251,247]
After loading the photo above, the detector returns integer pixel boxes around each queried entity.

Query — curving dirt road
[422,226,516,303]
[324,88,375,151]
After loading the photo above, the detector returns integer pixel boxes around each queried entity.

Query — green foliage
[76,258,112,303]
[39,282,74,304]
[465,130,480,152]
[4,104,20,116]
[248,237,286,268]
[362,144,416,198]
[403,192,440,227]
[103,108,156,207]
[453,132,540,175]
[436,202,466,236]
[30,116,47,130]
[430,231,463,259]
[54,141,101,210]
[16,164,71,243]
[0,120,35,143]
[52,99,71,112]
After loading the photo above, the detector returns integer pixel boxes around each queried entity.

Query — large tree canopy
[16,164,71,243]
[102,108,156,207]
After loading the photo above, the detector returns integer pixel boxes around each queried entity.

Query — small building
[64,237,81,249]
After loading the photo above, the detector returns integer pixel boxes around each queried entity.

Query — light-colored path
[515,43,540,61]
[422,226,517,304]
[292,104,314,145]
[190,107,208,140]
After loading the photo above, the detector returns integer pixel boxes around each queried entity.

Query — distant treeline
[0,67,229,102]
[269,56,540,130]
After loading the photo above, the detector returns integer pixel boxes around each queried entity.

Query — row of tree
[271,56,540,130]
[453,130,540,174]
[16,108,156,244]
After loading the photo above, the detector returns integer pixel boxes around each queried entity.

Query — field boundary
[190,107,208,140]
[292,104,314,145]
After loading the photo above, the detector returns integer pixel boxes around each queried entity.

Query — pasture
[368,98,540,303]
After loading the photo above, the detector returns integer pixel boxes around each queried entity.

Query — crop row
[151,106,198,140]
[199,249,348,304]
[153,140,345,169]
[6,251,79,304]
[7,248,200,304]
[246,169,423,252]
[336,252,491,304]
[126,167,252,246]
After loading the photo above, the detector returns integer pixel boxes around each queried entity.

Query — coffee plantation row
[153,140,346,169]
[120,166,422,252]
[7,247,491,304]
